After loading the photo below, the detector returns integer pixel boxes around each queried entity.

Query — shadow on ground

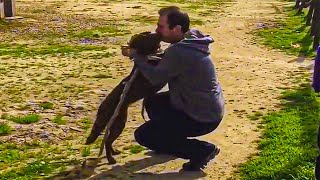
[46,152,207,180]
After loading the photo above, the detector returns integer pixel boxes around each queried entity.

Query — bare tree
[295,0,311,13]
[295,0,302,9]
[306,0,315,25]
[311,0,320,49]
[3,0,15,17]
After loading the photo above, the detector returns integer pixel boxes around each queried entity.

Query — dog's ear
[128,32,161,55]
[128,34,139,47]
[128,31,151,47]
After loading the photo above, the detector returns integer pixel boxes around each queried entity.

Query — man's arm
[131,46,184,86]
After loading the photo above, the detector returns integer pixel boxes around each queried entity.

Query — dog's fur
[85,32,165,164]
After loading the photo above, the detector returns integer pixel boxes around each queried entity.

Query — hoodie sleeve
[132,46,184,86]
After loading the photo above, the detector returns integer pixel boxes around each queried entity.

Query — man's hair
[158,6,180,16]
[167,11,190,33]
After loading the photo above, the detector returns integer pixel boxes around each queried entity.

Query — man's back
[166,29,224,123]
[133,29,224,123]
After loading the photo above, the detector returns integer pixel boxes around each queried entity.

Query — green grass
[6,114,41,124]
[0,0,234,59]
[77,118,92,130]
[130,15,158,24]
[72,25,130,39]
[0,142,82,179]
[130,14,205,26]
[163,0,228,6]
[0,143,42,172]
[0,159,65,179]
[52,115,67,125]
[81,146,91,157]
[0,123,12,136]
[255,8,315,57]
[248,111,264,121]
[0,113,8,119]
[123,145,145,154]
[92,73,113,78]
[0,19,8,26]
[86,52,116,59]
[0,149,22,164]
[239,84,320,179]
[0,157,80,179]
[239,4,320,179]
[18,105,31,111]
[40,102,54,110]
[0,43,108,58]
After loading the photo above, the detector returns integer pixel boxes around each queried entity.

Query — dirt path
[66,0,307,179]
[5,0,306,179]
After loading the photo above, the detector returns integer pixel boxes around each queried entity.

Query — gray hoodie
[132,29,225,123]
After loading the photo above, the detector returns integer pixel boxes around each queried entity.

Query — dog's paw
[111,149,121,155]
[107,157,117,165]
[85,133,99,145]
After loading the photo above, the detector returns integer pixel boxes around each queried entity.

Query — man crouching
[128,7,225,171]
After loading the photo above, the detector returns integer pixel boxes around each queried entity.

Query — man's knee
[134,122,160,147]
[134,125,147,145]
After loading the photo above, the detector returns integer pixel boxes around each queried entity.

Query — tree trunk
[0,0,4,19]
[295,0,301,8]
[313,20,320,50]
[313,47,320,92]
[315,34,320,50]
[311,0,319,35]
[316,155,320,180]
[3,0,15,17]
[298,0,307,13]
[306,0,315,26]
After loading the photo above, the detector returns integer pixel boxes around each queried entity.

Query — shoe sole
[182,146,220,171]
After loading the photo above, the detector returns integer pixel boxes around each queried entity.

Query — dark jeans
[134,92,220,161]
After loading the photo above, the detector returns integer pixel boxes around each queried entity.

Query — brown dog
[85,32,165,164]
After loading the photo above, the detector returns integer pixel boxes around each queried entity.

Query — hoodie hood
[176,28,214,54]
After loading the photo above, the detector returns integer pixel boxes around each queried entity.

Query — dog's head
[128,32,161,55]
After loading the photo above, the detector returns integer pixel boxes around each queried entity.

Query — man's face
[156,15,176,43]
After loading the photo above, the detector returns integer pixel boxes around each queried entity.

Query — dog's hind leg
[105,143,116,164]
[85,77,128,145]
[104,109,127,164]
[111,146,121,155]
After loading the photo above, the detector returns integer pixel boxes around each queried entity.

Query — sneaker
[182,146,220,171]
